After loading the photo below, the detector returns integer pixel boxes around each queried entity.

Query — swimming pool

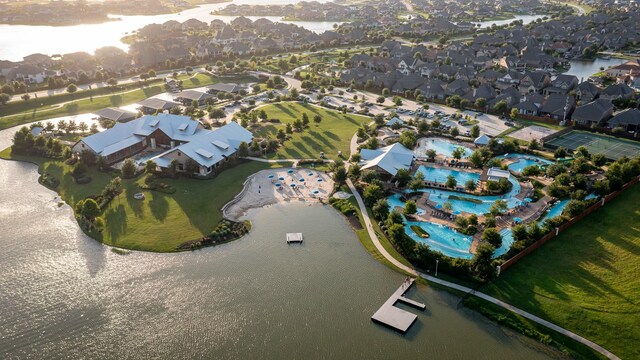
[417,165,480,185]
[417,138,473,158]
[405,220,474,259]
[538,194,598,223]
[496,154,553,173]
[135,152,163,166]
[494,228,515,258]
[387,194,426,215]
[413,176,522,215]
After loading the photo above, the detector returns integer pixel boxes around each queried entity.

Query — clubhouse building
[72,114,252,176]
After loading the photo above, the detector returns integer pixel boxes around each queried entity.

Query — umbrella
[278,177,285,181]
[275,182,282,187]
[524,198,532,202]
[268,174,274,179]
[299,178,305,182]
[453,210,461,215]
[435,204,442,209]
[317,178,323,182]
[312,188,320,194]
[308,172,313,176]
[290,183,296,187]
[514,217,523,223]
[287,169,294,173]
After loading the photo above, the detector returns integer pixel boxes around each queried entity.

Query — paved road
[345,178,621,360]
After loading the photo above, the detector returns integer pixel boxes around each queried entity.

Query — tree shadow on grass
[275,103,296,118]
[110,95,123,107]
[287,141,313,158]
[342,115,360,125]
[323,130,341,141]
[149,192,169,222]
[190,77,201,86]
[104,204,127,243]
[65,103,79,115]
[282,145,304,159]
[300,135,324,154]
[308,130,334,149]
[125,190,145,219]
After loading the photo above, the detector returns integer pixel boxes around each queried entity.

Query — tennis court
[545,130,640,160]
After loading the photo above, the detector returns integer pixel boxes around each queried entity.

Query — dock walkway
[371,278,425,333]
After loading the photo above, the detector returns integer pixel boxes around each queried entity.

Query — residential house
[575,81,602,102]
[600,83,635,101]
[543,74,579,95]
[571,98,614,127]
[518,71,551,95]
[607,108,640,132]
[539,94,575,121]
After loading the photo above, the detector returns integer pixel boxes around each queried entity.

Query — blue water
[387,194,426,215]
[405,220,474,259]
[496,154,553,173]
[538,194,598,223]
[413,176,522,215]
[418,138,473,158]
[494,228,515,258]
[417,165,480,185]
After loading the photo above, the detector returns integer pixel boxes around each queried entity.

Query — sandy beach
[223,167,335,221]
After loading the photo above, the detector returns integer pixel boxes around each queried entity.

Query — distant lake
[563,58,627,81]
[0,0,341,61]
[472,14,546,28]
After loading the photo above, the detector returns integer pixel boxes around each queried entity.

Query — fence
[540,126,574,145]
[499,176,639,273]
[573,124,640,142]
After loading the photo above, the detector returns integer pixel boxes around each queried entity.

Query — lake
[564,58,627,81]
[0,0,341,62]
[0,122,566,359]
[472,14,547,29]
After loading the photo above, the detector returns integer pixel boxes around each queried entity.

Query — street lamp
[435,259,439,277]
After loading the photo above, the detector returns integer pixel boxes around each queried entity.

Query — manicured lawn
[481,185,640,360]
[254,102,370,160]
[0,85,166,130]
[0,147,287,252]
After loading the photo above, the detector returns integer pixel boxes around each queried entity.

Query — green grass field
[480,184,640,359]
[254,102,370,160]
[0,147,286,252]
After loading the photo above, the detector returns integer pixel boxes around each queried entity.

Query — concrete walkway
[345,179,620,360]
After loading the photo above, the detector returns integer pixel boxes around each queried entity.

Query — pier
[371,278,426,333]
[286,232,303,244]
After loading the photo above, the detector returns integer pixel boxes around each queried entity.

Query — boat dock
[371,278,426,333]
[286,232,303,244]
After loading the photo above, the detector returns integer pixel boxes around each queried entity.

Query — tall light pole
[435,259,439,277]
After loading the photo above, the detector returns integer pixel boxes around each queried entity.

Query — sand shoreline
[223,167,335,221]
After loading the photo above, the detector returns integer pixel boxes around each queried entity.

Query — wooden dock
[286,232,303,244]
[371,278,426,333]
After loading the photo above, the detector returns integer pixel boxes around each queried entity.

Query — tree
[426,149,437,161]
[238,141,249,157]
[489,199,508,215]
[482,228,502,248]
[372,198,389,220]
[521,165,541,176]
[452,147,465,160]
[470,125,480,138]
[404,200,417,215]
[450,127,459,138]
[376,96,385,104]
[465,179,477,191]
[290,87,299,100]
[445,175,457,189]
[475,98,487,108]
[78,122,88,133]
[493,100,508,114]
[21,94,30,101]
[209,108,226,120]
[394,168,412,187]
[107,78,118,87]
[145,160,157,176]
[399,131,417,148]
[554,146,567,159]
[0,93,11,105]
[121,158,137,178]
[473,242,495,280]
[509,108,519,119]
[313,114,322,124]
[528,138,540,150]
[66,84,78,93]
[301,113,309,128]
[333,166,347,186]
[408,171,425,191]
[363,184,384,207]
[79,149,97,166]
[455,216,469,229]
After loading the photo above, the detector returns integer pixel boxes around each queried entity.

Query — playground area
[545,130,640,160]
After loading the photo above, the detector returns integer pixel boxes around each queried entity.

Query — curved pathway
[345,179,620,360]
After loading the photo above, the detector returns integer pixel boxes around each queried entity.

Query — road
[345,178,621,360]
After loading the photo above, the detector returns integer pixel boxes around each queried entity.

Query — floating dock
[371,278,426,333]
[286,232,303,244]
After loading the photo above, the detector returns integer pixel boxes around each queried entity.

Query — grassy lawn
[254,102,370,160]
[480,184,640,359]
[0,147,287,252]
[0,84,166,130]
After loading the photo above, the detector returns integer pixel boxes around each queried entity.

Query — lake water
[564,58,626,81]
[0,123,566,359]
[0,0,341,61]
[472,14,546,29]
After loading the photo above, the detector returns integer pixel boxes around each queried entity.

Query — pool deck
[371,278,426,333]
